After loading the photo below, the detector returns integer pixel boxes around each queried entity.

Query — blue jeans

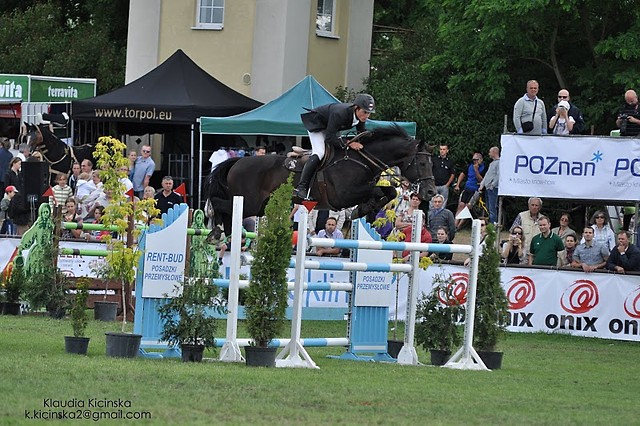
[486,187,498,224]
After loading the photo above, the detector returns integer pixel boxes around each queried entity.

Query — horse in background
[204,125,435,235]
[20,119,95,185]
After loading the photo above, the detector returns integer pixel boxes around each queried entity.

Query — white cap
[558,100,570,110]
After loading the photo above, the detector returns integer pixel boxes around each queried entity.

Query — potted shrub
[158,277,224,362]
[1,258,24,315]
[65,278,91,355]
[94,136,159,358]
[473,223,509,369]
[243,177,293,367]
[23,246,69,318]
[415,273,465,366]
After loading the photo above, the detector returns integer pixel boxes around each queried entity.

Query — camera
[619,113,629,120]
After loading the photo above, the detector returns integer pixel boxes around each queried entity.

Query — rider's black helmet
[354,93,376,113]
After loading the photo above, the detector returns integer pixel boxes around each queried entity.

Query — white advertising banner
[499,134,640,201]
[352,220,394,307]
[141,209,189,298]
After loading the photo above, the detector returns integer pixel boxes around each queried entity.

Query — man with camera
[548,89,584,134]
[616,89,640,136]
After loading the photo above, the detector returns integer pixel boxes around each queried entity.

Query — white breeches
[307,131,326,160]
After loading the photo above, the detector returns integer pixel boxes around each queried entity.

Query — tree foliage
[0,0,129,94]
[369,0,640,167]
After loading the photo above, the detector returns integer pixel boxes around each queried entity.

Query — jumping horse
[20,122,96,185]
[204,125,436,235]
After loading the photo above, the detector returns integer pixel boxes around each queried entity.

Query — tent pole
[197,121,202,208]
[190,123,195,207]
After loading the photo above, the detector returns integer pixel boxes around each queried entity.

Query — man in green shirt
[529,215,565,266]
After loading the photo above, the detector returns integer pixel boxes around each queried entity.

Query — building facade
[126,0,374,102]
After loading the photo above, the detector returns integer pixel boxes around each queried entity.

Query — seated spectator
[581,210,616,251]
[216,228,252,265]
[61,198,83,239]
[400,223,432,262]
[84,206,111,242]
[571,227,609,272]
[551,212,577,245]
[314,217,344,257]
[529,215,564,266]
[430,227,453,261]
[558,234,577,267]
[80,171,104,218]
[606,231,640,273]
[395,192,422,233]
[428,194,456,241]
[502,225,527,265]
[143,186,156,200]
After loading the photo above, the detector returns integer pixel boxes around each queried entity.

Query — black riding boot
[294,154,320,199]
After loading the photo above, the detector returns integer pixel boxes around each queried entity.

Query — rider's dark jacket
[301,103,366,148]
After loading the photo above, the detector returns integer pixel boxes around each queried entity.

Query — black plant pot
[105,332,142,358]
[1,301,21,315]
[65,336,90,355]
[477,350,504,370]
[430,349,452,366]
[94,301,118,321]
[245,346,277,367]
[181,344,205,362]
[387,340,404,359]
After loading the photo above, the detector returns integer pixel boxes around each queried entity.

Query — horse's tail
[203,157,243,219]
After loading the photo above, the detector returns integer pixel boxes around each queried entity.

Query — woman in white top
[580,210,616,251]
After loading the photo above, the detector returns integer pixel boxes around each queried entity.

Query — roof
[199,75,417,136]
[71,49,262,125]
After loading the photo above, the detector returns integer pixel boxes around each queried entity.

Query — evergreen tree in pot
[415,273,465,366]
[65,278,90,355]
[473,223,509,369]
[243,177,293,367]
[1,258,24,315]
[158,277,224,362]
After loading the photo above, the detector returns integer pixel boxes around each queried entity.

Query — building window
[316,0,335,35]
[195,0,224,30]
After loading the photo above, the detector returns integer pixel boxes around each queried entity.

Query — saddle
[284,144,335,172]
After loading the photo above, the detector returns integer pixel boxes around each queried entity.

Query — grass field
[1,314,639,425]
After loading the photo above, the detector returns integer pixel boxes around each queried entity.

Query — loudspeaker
[22,161,50,199]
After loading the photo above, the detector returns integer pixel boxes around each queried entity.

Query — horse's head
[20,122,42,152]
[404,140,436,203]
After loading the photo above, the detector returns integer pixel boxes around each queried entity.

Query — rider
[294,93,376,200]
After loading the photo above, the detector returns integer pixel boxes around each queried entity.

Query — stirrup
[293,188,312,200]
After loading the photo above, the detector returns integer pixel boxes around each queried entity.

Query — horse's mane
[204,157,243,200]
[361,124,410,143]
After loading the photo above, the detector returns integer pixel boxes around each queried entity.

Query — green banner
[30,77,95,102]
[0,74,29,101]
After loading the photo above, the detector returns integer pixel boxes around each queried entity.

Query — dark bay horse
[204,125,435,234]
[21,123,96,185]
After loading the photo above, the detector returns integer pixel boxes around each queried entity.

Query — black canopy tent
[71,49,262,199]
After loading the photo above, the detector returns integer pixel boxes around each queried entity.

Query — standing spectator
[548,100,575,135]
[582,210,616,251]
[572,227,609,272]
[427,194,456,241]
[606,231,640,273]
[5,157,29,235]
[558,234,577,267]
[502,226,527,265]
[0,138,13,195]
[454,152,486,230]
[432,144,455,206]
[478,146,500,225]
[510,197,543,254]
[61,198,83,239]
[133,144,155,199]
[395,177,412,214]
[616,89,640,136]
[143,186,156,200]
[395,193,422,233]
[68,162,81,194]
[127,150,137,181]
[255,146,266,156]
[80,159,93,175]
[429,227,453,261]
[513,80,547,135]
[154,176,184,215]
[529,216,564,266]
[551,212,577,245]
[547,89,585,134]
[0,185,18,234]
[49,173,74,215]
[314,217,344,257]
[16,143,31,162]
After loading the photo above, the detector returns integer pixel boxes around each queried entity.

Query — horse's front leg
[350,186,397,220]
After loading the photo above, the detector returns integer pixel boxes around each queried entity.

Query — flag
[175,183,187,203]
[43,186,55,204]
[126,188,135,199]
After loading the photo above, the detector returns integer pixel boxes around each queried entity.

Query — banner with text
[499,134,640,201]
